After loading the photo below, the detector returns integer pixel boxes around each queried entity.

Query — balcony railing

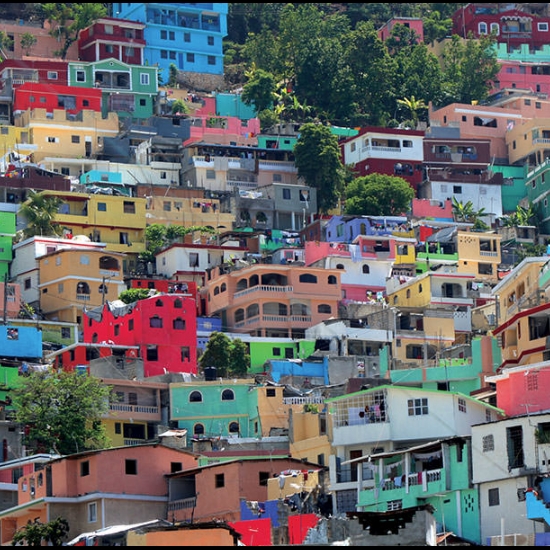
[110,403,159,414]
[167,497,197,513]
[234,285,293,300]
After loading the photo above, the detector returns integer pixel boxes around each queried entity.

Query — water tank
[204,366,217,381]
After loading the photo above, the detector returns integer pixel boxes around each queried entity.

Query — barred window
[482,434,494,452]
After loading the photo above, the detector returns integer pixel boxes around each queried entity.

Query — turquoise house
[68,58,159,121]
[350,437,481,544]
[170,380,261,438]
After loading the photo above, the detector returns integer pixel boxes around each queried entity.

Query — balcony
[167,496,197,514]
[358,468,444,508]
[234,285,293,300]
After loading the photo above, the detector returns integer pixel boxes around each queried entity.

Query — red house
[13,82,102,115]
[0,59,69,88]
[452,5,550,50]
[78,17,146,65]
[82,293,198,378]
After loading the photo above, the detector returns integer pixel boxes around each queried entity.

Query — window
[71,135,80,144]
[208,56,216,65]
[215,473,225,488]
[173,318,186,330]
[129,319,134,331]
[97,202,106,212]
[266,388,276,397]
[208,36,214,46]
[61,327,70,339]
[161,50,168,59]
[47,71,58,80]
[458,397,467,413]
[453,185,462,194]
[80,461,90,476]
[222,389,235,401]
[128,392,137,405]
[106,44,114,53]
[184,33,191,42]
[125,459,137,475]
[115,422,121,434]
[488,488,500,506]
[76,70,86,82]
[318,304,331,314]
[189,391,202,403]
[507,426,524,470]
[80,254,90,265]
[229,422,239,434]
[282,188,291,200]
[24,278,31,290]
[171,462,182,473]
[194,423,204,435]
[539,22,549,31]
[189,253,199,267]
[408,398,428,416]
[140,73,150,86]
[150,316,163,331]
[123,201,136,214]
[88,502,97,522]
[146,345,158,361]
[187,53,195,62]
[181,346,190,361]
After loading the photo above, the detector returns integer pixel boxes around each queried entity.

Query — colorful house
[83,293,198,378]
[203,263,342,338]
[111,3,228,90]
[36,190,147,270]
[37,246,126,326]
[0,444,201,545]
[67,58,159,121]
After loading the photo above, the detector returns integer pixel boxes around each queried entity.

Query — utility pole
[101,276,107,306]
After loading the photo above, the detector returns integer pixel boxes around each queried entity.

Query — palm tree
[18,191,63,239]
[397,95,428,128]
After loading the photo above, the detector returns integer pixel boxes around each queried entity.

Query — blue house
[111,3,228,89]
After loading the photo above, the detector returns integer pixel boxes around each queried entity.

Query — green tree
[451,196,489,229]
[171,99,190,115]
[11,369,113,455]
[241,67,277,115]
[118,288,154,304]
[12,517,70,547]
[167,63,178,88]
[441,33,500,104]
[198,331,232,378]
[20,32,37,56]
[18,190,63,239]
[42,3,106,59]
[293,122,345,213]
[0,31,14,58]
[228,338,250,377]
[344,174,415,216]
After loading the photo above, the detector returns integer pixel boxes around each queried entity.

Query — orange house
[203,263,342,338]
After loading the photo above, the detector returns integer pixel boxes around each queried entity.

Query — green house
[68,58,159,121]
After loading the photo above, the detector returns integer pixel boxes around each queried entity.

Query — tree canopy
[198,331,251,378]
[12,517,70,547]
[18,190,63,240]
[344,174,415,216]
[293,123,345,214]
[11,369,114,455]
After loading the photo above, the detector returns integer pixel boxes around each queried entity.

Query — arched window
[299,273,317,283]
[189,391,202,403]
[336,264,345,270]
[362,264,370,274]
[92,333,98,343]
[193,423,205,435]
[235,309,245,323]
[328,275,337,285]
[155,299,163,307]
[222,389,235,401]
[246,303,259,318]
[173,318,185,330]
[220,283,227,292]
[406,289,411,299]
[229,421,239,434]
[150,315,163,328]
[236,278,247,292]
[214,286,220,296]
[318,304,331,314]
[98,283,108,295]
[99,255,119,270]
[76,281,90,295]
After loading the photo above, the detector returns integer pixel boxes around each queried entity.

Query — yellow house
[0,125,37,163]
[288,407,332,468]
[492,256,548,326]
[38,246,126,325]
[456,230,502,285]
[37,190,147,273]
[14,108,119,163]
[145,194,234,231]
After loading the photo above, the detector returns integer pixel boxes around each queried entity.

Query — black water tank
[204,366,217,381]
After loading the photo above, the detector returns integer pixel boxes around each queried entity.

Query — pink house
[0,444,200,545]
[378,17,424,43]
[487,363,550,417]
